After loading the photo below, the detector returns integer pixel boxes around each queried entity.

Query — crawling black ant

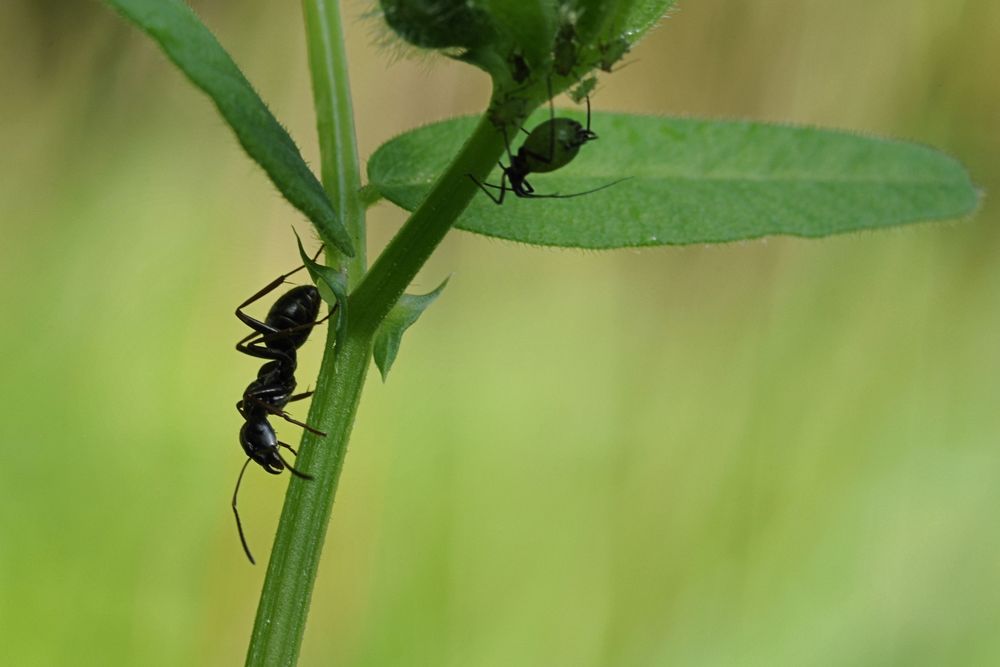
[231,247,332,564]
[470,82,621,204]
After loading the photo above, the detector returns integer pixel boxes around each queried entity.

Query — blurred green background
[2,1,998,665]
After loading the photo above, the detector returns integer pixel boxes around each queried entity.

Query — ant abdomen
[263,284,321,351]
[519,117,597,174]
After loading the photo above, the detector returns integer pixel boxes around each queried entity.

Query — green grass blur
[1,1,998,664]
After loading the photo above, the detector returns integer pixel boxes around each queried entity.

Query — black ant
[231,247,332,564]
[470,82,620,204]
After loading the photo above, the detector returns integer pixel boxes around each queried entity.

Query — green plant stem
[245,111,513,665]
[247,7,530,657]
[245,331,372,667]
[302,0,366,284]
[246,2,366,665]
[350,113,509,335]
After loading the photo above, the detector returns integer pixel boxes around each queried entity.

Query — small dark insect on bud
[570,76,598,104]
[552,22,579,77]
[598,37,630,72]
[508,51,531,84]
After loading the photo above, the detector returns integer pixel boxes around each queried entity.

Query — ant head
[239,420,284,474]
[576,124,598,143]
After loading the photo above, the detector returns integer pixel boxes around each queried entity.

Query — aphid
[508,51,531,84]
[470,85,620,205]
[231,249,331,564]
[488,89,530,131]
[569,76,598,104]
[597,37,631,73]
[552,22,579,77]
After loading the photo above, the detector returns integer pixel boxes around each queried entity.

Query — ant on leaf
[470,82,623,204]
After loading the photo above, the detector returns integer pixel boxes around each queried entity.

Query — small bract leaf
[296,233,349,350]
[368,113,981,249]
[105,0,354,257]
[373,279,449,382]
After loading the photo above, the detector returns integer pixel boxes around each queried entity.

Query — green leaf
[105,0,354,257]
[373,279,449,381]
[296,232,349,350]
[367,113,981,249]
[617,0,678,42]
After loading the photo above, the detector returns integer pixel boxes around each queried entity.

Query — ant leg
[236,311,334,359]
[239,379,326,435]
[287,390,314,403]
[516,177,630,201]
[502,126,518,165]
[240,311,333,348]
[468,124,516,205]
[248,397,327,436]
[234,245,325,335]
[469,165,508,205]
[279,442,298,456]
[476,181,506,191]
[235,333,294,362]
[276,447,313,479]
[232,458,256,564]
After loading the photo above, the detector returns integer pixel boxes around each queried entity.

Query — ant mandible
[231,246,333,564]
[470,81,619,204]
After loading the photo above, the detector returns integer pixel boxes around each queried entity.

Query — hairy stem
[245,111,512,665]
[246,1,365,664]
[302,0,366,284]
[350,113,508,336]
[245,331,372,666]
[246,5,532,661]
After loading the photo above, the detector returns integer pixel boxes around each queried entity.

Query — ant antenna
[477,177,630,200]
[583,95,597,139]
[234,244,325,315]
[547,77,556,162]
[232,458,256,564]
